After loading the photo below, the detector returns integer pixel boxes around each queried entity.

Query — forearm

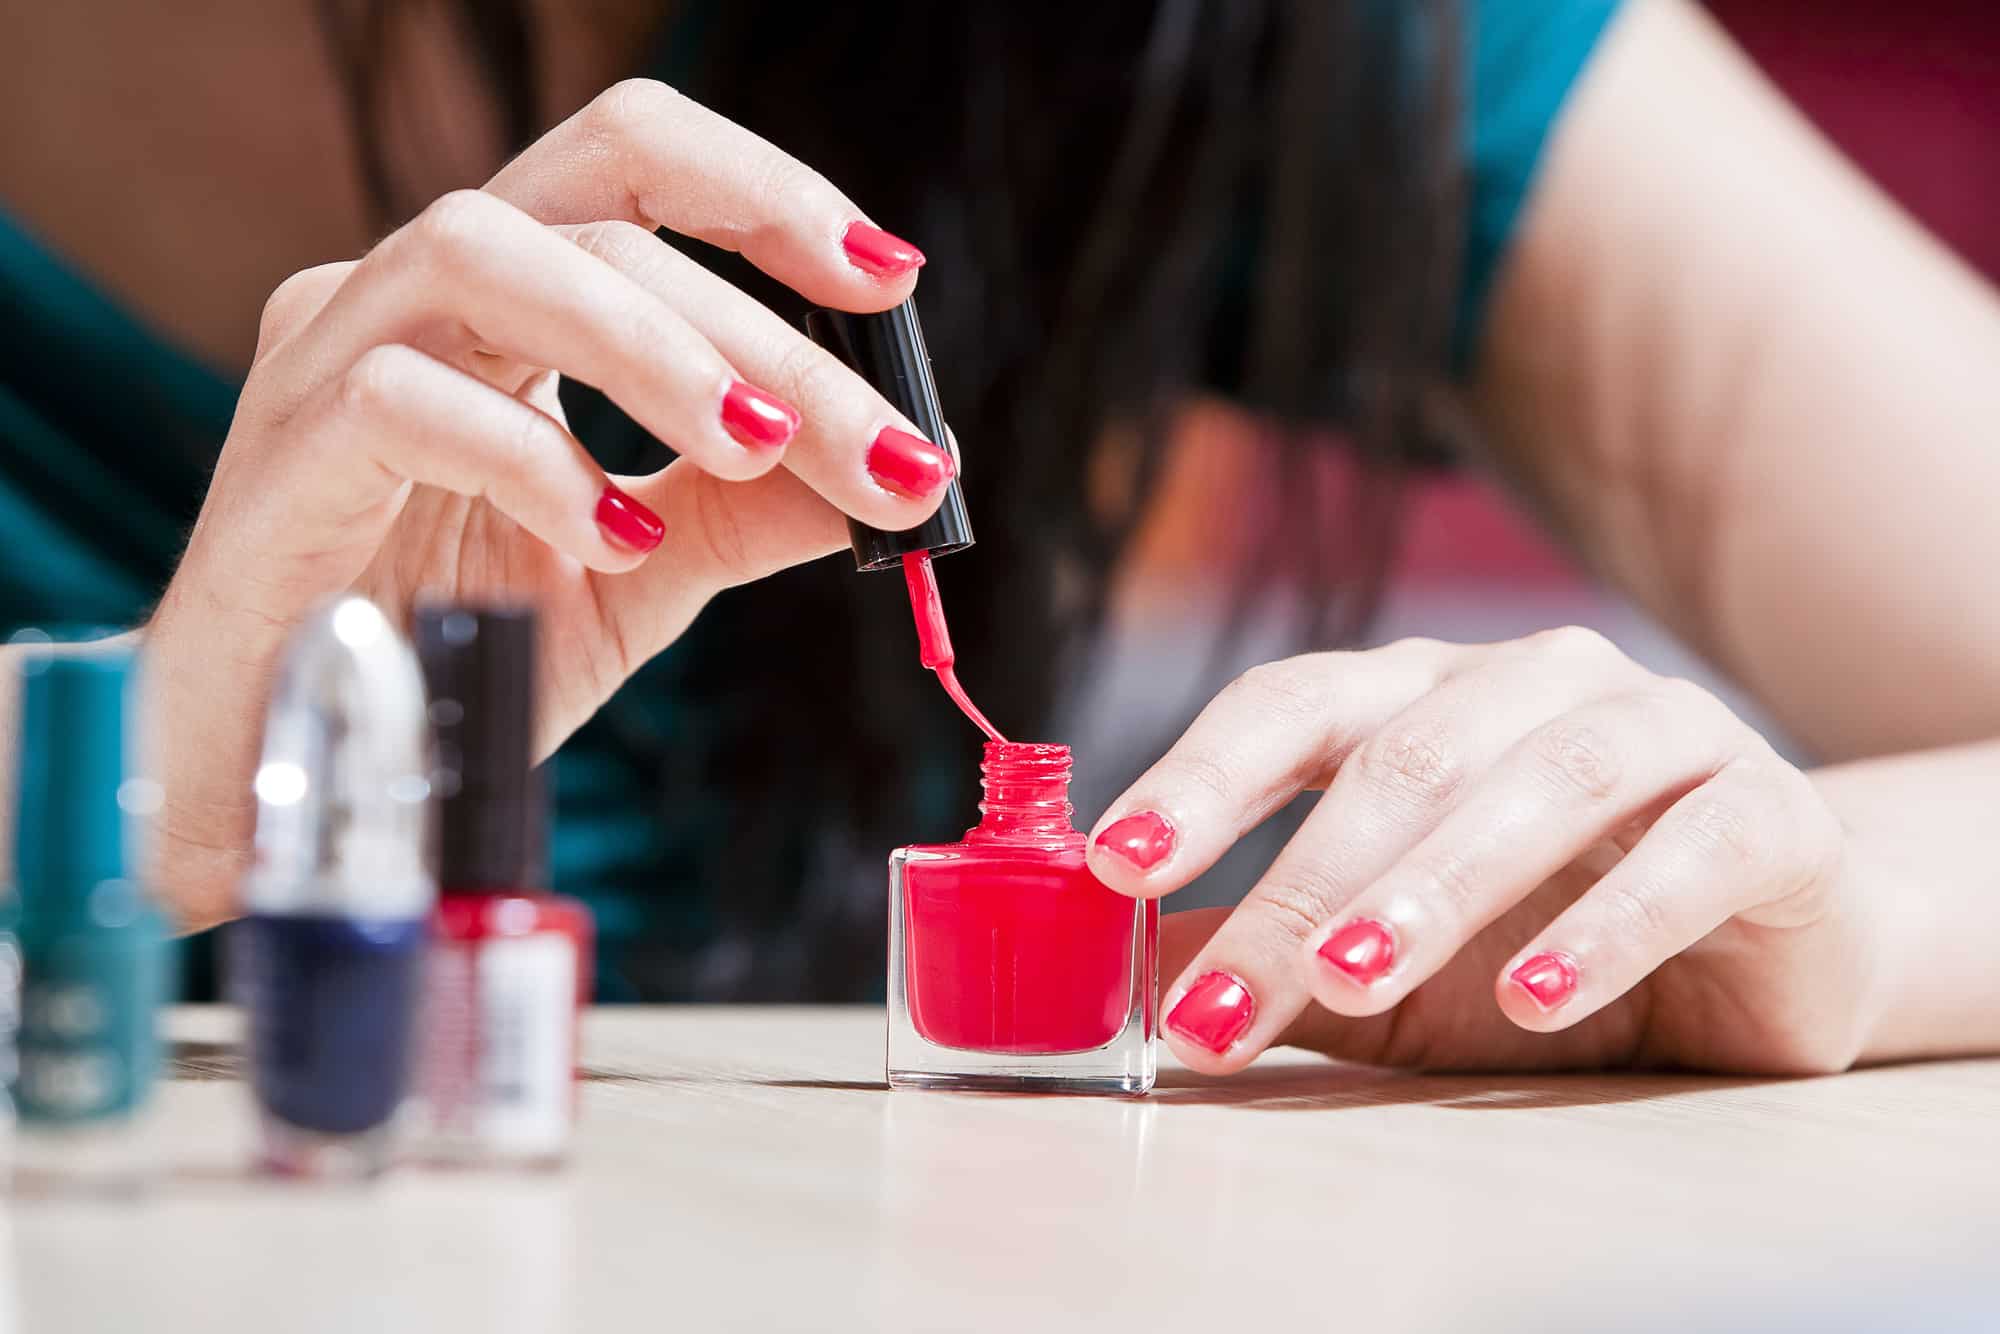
[1472,0,2000,760]
[1815,741,2000,1063]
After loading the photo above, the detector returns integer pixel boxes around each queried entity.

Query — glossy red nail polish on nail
[1509,952,1579,1012]
[1166,971,1256,1054]
[889,743,1158,1095]
[1317,919,1396,985]
[720,381,800,449]
[842,221,927,277]
[1096,811,1175,871]
[595,485,663,553]
[867,426,955,500]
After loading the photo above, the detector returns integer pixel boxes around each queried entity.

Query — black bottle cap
[805,299,974,571]
[413,603,547,891]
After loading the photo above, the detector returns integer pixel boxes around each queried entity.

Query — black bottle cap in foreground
[805,299,973,571]
[414,603,547,891]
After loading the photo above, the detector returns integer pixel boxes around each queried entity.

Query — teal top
[0,0,1622,997]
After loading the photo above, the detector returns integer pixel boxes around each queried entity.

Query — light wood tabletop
[11,1006,1999,1333]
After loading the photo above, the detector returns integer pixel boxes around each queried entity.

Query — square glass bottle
[888,742,1157,1094]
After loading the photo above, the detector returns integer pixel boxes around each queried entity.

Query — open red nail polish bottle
[808,301,1156,1094]
[889,742,1157,1094]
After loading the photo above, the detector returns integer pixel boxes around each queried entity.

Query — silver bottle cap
[242,597,435,918]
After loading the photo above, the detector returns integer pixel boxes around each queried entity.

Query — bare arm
[1470,0,2000,761]
[1453,0,2000,1065]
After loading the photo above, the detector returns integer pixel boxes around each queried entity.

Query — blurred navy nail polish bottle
[230,597,435,1178]
[11,647,170,1194]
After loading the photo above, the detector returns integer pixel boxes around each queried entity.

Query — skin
[1089,0,2000,1074]
[3,0,1998,1072]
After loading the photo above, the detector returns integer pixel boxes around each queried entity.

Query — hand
[146,80,953,928]
[1085,629,1880,1076]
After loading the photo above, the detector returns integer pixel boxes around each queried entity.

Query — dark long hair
[320,0,1462,999]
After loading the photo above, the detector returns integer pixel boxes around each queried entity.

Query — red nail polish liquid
[902,553,1005,742]
[888,742,1158,1095]
[413,606,593,1166]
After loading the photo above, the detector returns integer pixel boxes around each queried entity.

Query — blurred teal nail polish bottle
[10,648,170,1194]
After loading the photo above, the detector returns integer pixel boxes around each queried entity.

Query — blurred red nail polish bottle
[413,605,592,1166]
[888,742,1157,1095]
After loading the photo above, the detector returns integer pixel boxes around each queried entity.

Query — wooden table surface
[12,1006,2000,1333]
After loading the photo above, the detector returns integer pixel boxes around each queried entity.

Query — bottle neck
[972,742,1077,841]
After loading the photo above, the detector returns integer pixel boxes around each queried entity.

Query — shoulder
[1456,0,1629,369]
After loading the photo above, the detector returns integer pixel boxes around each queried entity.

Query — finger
[1159,908,1406,1063]
[286,189,802,485]
[586,457,849,677]
[1155,643,1651,1071]
[289,344,653,573]
[486,79,922,311]
[1082,641,1458,900]
[1299,685,1744,1019]
[1492,758,1838,1042]
[560,220,956,530]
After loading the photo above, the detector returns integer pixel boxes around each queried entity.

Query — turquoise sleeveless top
[0,0,1623,997]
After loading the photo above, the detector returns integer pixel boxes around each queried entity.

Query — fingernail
[1316,919,1396,986]
[866,426,955,499]
[1509,951,1579,1012]
[1096,811,1175,871]
[720,380,800,449]
[842,220,926,278]
[1165,971,1256,1054]
[595,484,664,553]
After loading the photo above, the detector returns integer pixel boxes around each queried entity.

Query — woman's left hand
[1085,628,1882,1076]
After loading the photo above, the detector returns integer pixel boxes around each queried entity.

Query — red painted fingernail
[1096,811,1175,871]
[842,220,926,278]
[1509,952,1579,1012]
[720,380,799,449]
[595,484,664,553]
[866,426,955,500]
[1166,971,1255,1054]
[1316,919,1396,985]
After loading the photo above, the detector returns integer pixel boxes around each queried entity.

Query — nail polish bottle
[10,648,169,1193]
[413,605,592,1167]
[889,742,1158,1094]
[231,597,434,1178]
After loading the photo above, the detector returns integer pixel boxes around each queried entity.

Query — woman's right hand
[145,79,955,928]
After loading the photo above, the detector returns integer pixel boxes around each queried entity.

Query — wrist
[144,573,298,930]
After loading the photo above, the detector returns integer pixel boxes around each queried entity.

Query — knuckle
[567,219,659,272]
[1249,875,1338,952]
[586,78,683,143]
[1379,636,1450,671]
[1354,720,1461,806]
[407,189,506,267]
[772,337,848,411]
[1531,719,1623,801]
[1532,624,1617,663]
[1172,749,1240,808]
[256,265,342,351]
[749,150,826,218]
[1595,876,1678,944]
[337,345,416,419]
[1410,848,1483,911]
[1225,659,1332,727]
[1675,789,1764,873]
